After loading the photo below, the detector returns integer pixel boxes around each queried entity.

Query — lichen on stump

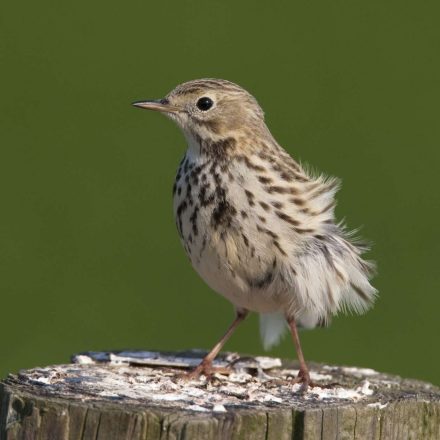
[1,350,439,439]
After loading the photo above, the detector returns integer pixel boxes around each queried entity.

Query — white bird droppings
[14,351,401,414]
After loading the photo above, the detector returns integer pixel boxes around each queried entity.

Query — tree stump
[1,350,439,439]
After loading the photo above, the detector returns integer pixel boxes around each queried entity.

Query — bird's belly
[190,234,286,313]
[176,202,288,313]
[172,155,292,313]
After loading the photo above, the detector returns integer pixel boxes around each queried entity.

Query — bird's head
[133,79,270,156]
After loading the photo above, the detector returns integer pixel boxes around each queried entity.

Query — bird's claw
[177,361,232,381]
[290,368,318,393]
[290,369,341,392]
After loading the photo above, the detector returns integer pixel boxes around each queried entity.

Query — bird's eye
[196,97,214,111]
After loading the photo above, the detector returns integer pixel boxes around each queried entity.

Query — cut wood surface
[1,350,439,439]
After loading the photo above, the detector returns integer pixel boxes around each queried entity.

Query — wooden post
[1,350,439,439]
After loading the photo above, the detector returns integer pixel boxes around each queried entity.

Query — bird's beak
[132,99,181,113]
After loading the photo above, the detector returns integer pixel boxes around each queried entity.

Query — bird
[133,78,377,389]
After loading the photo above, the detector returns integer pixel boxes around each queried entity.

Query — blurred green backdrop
[1,0,439,385]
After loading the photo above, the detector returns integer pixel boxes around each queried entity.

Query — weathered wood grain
[1,350,439,439]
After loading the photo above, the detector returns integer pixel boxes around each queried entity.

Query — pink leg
[287,315,316,391]
[185,310,249,379]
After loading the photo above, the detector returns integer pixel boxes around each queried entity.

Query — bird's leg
[287,315,317,392]
[184,310,249,380]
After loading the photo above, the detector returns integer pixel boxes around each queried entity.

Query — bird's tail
[259,311,287,350]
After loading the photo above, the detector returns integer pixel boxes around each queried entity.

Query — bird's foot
[290,368,318,393]
[289,369,341,392]
[178,360,231,381]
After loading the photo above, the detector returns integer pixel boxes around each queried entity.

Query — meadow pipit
[133,79,377,389]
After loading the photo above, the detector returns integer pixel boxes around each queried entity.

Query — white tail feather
[259,312,287,350]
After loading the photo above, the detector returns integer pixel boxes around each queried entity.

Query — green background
[1,0,439,385]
